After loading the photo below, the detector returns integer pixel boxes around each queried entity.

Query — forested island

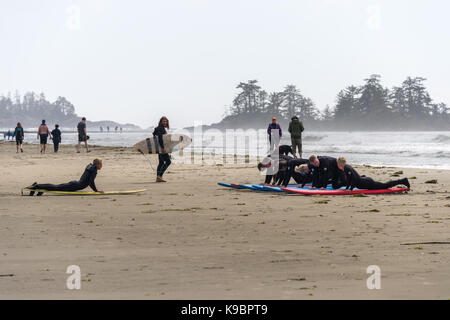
[208,75,450,131]
[0,92,140,130]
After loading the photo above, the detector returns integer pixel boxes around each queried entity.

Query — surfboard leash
[138,149,156,172]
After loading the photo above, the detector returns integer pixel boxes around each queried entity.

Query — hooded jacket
[288,118,304,139]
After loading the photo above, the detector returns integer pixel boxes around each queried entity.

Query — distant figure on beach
[115,126,118,133]
[13,122,24,153]
[37,120,51,154]
[7,130,12,140]
[100,126,103,132]
[288,116,304,158]
[51,124,62,153]
[27,159,104,195]
[107,126,110,132]
[267,117,282,152]
[120,127,122,133]
[337,157,410,190]
[153,116,171,183]
[76,117,90,153]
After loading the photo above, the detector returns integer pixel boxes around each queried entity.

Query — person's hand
[98,190,104,193]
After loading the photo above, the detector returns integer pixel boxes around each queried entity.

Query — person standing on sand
[267,117,282,152]
[153,116,171,183]
[51,124,62,153]
[288,116,304,158]
[37,120,51,154]
[13,122,24,153]
[76,117,90,153]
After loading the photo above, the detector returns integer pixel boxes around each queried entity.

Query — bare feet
[156,176,166,183]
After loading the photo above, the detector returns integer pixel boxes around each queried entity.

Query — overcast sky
[1,0,449,128]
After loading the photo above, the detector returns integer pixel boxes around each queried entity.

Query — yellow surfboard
[22,188,146,196]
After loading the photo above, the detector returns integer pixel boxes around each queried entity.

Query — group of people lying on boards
[257,145,410,191]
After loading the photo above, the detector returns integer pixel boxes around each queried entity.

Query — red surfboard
[280,187,409,195]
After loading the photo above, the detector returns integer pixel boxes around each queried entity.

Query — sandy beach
[0,142,449,299]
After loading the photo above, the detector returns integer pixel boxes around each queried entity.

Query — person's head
[17,122,22,128]
[309,155,320,167]
[272,117,277,123]
[158,116,169,128]
[82,117,86,122]
[55,124,59,129]
[291,116,299,121]
[257,162,272,171]
[41,120,46,125]
[298,164,309,173]
[337,157,347,171]
[93,158,103,170]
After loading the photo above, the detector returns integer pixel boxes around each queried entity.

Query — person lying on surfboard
[281,163,313,187]
[308,155,347,189]
[337,157,410,191]
[26,159,104,195]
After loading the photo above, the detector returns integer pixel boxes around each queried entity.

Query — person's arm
[88,170,99,192]
[300,121,304,132]
[288,122,292,134]
[267,124,271,136]
[279,125,282,137]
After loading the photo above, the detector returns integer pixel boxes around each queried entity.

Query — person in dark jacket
[267,117,282,152]
[337,157,410,190]
[51,124,62,153]
[153,116,171,182]
[309,155,347,189]
[13,122,24,153]
[288,116,304,158]
[27,159,103,194]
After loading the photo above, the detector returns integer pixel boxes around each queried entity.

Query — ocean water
[2,130,450,169]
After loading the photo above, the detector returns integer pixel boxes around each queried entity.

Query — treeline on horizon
[223,75,450,130]
[0,91,78,127]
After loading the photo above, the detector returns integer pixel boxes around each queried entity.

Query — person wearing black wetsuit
[258,154,292,185]
[309,155,347,189]
[27,159,103,194]
[13,122,24,153]
[51,124,62,153]
[337,157,410,190]
[153,116,171,182]
[281,158,309,187]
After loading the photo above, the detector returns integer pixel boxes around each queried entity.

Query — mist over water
[3,130,450,170]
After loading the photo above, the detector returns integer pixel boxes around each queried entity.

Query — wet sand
[0,142,449,299]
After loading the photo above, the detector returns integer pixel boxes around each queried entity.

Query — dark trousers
[53,142,60,152]
[34,181,84,191]
[157,153,171,177]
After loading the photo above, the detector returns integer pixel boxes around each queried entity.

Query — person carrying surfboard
[153,116,171,182]
[26,159,104,195]
[337,157,410,191]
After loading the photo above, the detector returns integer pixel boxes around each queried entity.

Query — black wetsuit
[343,165,406,190]
[14,127,24,145]
[281,158,309,186]
[31,164,98,192]
[262,154,292,184]
[153,125,171,177]
[51,128,61,152]
[311,156,346,189]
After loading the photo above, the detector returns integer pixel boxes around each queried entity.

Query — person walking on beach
[76,117,90,153]
[37,120,51,154]
[13,122,24,153]
[26,159,104,195]
[267,117,282,153]
[51,124,62,153]
[153,116,171,183]
[288,116,304,158]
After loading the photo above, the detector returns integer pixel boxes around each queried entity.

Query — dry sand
[0,142,449,299]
